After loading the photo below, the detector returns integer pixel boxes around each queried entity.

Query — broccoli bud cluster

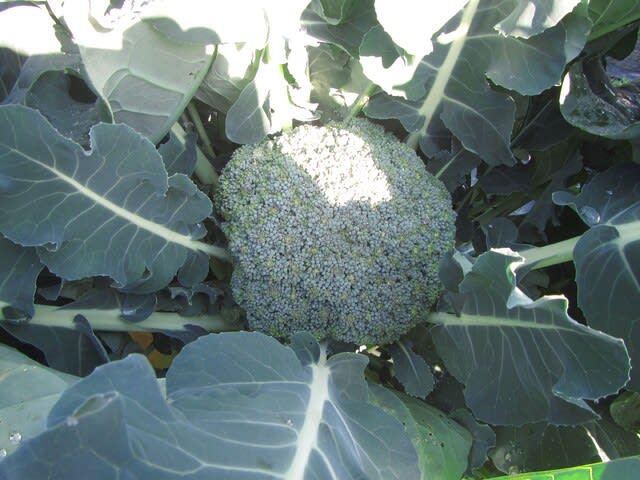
[216,118,455,345]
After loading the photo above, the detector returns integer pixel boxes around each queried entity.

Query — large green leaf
[374,0,469,57]
[430,250,630,425]
[0,105,228,292]
[60,0,217,143]
[553,164,640,390]
[495,0,581,39]
[0,332,421,479]
[0,344,76,459]
[588,0,640,40]
[364,0,590,165]
[0,237,42,318]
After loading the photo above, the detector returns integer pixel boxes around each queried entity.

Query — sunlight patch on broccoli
[216,118,456,345]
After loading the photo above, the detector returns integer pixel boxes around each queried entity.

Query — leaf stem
[345,82,376,121]
[3,304,243,333]
[187,102,217,159]
[171,123,219,187]
[519,235,580,270]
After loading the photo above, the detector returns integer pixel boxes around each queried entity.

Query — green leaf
[495,0,582,39]
[430,250,630,425]
[490,419,640,476]
[588,0,640,40]
[491,424,601,475]
[389,338,435,398]
[303,0,378,58]
[486,455,640,479]
[511,89,577,152]
[369,384,472,480]
[0,332,420,479]
[0,47,23,102]
[158,129,197,177]
[225,77,271,144]
[0,343,76,459]
[310,0,358,25]
[365,0,590,165]
[0,237,42,318]
[374,0,468,56]
[611,392,640,433]
[559,57,640,140]
[25,71,107,147]
[553,163,640,390]
[195,43,255,113]
[450,408,496,473]
[0,105,227,292]
[425,140,482,192]
[61,1,216,143]
[519,144,583,242]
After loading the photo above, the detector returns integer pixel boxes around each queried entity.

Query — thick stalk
[519,235,579,270]
[2,303,242,333]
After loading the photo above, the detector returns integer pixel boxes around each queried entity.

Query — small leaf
[389,338,435,398]
[450,409,496,473]
[0,237,42,318]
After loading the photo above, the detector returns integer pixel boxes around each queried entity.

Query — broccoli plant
[1,1,640,479]
[217,119,455,344]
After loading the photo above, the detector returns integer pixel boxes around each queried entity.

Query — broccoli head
[216,118,455,345]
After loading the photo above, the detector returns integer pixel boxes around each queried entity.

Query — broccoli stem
[1,302,243,333]
[519,235,579,270]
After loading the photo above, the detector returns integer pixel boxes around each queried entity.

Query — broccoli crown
[216,118,455,345]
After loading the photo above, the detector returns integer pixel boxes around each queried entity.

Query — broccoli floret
[216,118,456,345]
